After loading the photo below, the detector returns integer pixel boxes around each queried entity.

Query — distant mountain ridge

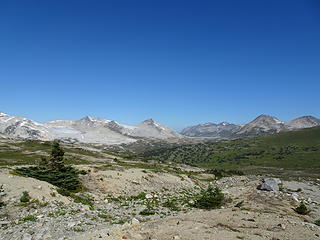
[181,115,320,138]
[1,112,319,144]
[0,112,181,145]
[180,122,240,138]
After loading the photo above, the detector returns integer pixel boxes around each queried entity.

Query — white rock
[22,234,32,240]
[131,217,140,225]
[291,193,299,202]
[67,222,76,228]
[146,193,153,199]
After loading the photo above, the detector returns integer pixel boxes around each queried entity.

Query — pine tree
[48,141,65,169]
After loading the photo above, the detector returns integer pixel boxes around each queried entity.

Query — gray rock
[257,178,281,192]
[0,221,10,226]
[21,233,32,240]
[131,217,140,225]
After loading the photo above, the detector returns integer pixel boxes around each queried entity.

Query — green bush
[193,186,225,210]
[20,215,37,222]
[139,208,156,215]
[206,169,244,179]
[294,202,310,215]
[73,193,94,207]
[15,165,83,192]
[20,191,31,203]
[0,200,5,208]
[315,219,320,226]
[163,199,180,211]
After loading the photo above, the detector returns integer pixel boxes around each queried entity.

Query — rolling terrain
[139,126,320,175]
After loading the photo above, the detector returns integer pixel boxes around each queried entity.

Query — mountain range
[0,112,319,144]
[181,115,320,138]
[0,112,180,145]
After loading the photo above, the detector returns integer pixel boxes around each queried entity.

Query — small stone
[173,236,181,240]
[146,194,153,199]
[22,233,32,240]
[104,199,109,203]
[277,223,285,230]
[0,221,10,226]
[68,222,76,228]
[131,217,140,225]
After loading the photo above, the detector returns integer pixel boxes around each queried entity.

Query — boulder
[131,217,140,225]
[257,178,281,192]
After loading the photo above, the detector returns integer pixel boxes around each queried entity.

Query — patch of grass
[48,210,67,217]
[294,202,310,215]
[73,193,94,208]
[139,206,156,215]
[69,209,81,215]
[162,199,180,211]
[111,219,126,225]
[193,186,225,210]
[20,191,31,203]
[128,192,146,201]
[19,215,37,222]
[68,227,85,232]
[98,213,114,220]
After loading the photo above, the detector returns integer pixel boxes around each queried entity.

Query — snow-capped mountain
[0,113,181,145]
[0,112,49,140]
[130,119,181,139]
[181,122,240,138]
[181,114,320,138]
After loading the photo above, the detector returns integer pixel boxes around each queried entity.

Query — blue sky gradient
[0,0,319,130]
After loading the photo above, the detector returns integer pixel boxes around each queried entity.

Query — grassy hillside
[0,139,105,166]
[139,127,320,172]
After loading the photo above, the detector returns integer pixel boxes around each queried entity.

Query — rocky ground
[0,162,320,240]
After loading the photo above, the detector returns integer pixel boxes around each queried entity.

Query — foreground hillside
[1,160,320,240]
[140,126,320,176]
[0,131,320,239]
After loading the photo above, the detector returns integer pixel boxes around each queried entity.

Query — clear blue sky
[0,0,319,130]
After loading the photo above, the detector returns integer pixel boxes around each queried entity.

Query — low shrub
[20,191,31,203]
[193,186,225,210]
[206,169,244,179]
[315,219,320,226]
[20,215,37,222]
[15,166,83,192]
[0,200,5,208]
[139,208,156,215]
[73,193,94,208]
[163,199,180,211]
[294,202,310,215]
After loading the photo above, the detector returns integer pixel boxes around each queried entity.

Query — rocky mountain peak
[289,115,320,129]
[142,119,155,125]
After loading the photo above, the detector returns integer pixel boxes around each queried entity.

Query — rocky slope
[0,113,181,145]
[1,163,319,240]
[181,114,320,138]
